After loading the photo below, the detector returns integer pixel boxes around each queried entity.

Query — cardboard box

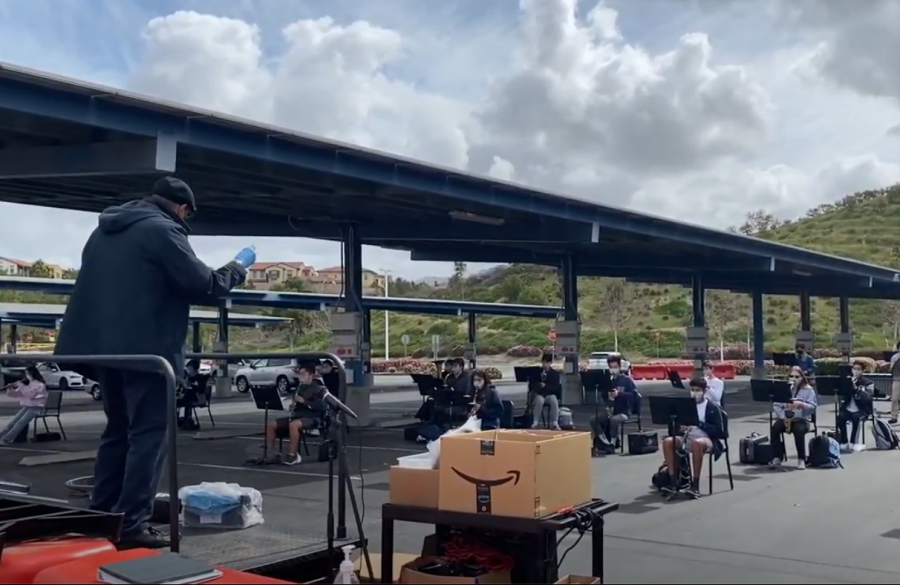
[399,557,511,584]
[390,453,440,509]
[555,576,601,584]
[438,429,592,518]
[355,553,419,583]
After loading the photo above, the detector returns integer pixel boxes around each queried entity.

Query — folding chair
[33,390,67,441]
[191,383,216,428]
[707,409,734,494]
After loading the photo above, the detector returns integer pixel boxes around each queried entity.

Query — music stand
[772,353,797,367]
[246,386,284,466]
[648,395,700,499]
[882,351,896,363]
[667,370,685,390]
[750,379,793,428]
[411,374,441,402]
[514,366,542,383]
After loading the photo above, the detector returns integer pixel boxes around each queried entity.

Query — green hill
[5,185,900,359]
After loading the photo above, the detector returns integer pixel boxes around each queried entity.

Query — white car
[85,380,102,401]
[36,363,85,390]
[586,352,632,376]
[233,358,300,394]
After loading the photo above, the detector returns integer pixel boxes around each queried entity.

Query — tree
[882,300,900,347]
[705,290,742,359]
[597,279,633,351]
[451,262,467,299]
[733,210,784,236]
[29,260,53,278]
[62,268,79,280]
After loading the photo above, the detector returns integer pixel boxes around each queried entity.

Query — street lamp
[378,269,392,360]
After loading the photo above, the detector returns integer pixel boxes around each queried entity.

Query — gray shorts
[680,435,713,453]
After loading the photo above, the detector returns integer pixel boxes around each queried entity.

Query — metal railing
[0,350,349,554]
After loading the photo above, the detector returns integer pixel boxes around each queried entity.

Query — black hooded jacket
[54,198,246,378]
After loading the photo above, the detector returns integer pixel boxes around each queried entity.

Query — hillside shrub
[369,359,503,380]
[506,345,543,358]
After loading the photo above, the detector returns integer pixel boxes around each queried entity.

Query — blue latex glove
[234,246,256,269]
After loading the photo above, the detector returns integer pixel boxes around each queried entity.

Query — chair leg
[301,434,310,457]
[56,416,67,441]
[42,418,50,434]
[725,447,734,490]
[619,425,625,454]
[708,453,714,495]
[207,408,216,428]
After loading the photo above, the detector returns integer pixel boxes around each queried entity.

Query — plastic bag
[425,416,482,469]
[178,482,264,530]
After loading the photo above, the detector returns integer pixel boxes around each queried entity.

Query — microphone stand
[322,390,373,581]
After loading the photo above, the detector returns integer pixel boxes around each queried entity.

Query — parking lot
[3,384,900,583]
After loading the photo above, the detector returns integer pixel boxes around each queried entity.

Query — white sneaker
[852,443,867,453]
[551,424,561,431]
[531,423,539,429]
[840,443,851,452]
[797,460,806,470]
[282,453,302,466]
[769,457,782,469]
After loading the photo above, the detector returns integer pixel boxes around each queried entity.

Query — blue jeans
[91,368,169,536]
[1,406,42,442]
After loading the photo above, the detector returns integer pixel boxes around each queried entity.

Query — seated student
[264,365,328,465]
[0,365,48,445]
[471,369,503,430]
[702,361,725,406]
[431,358,472,428]
[660,378,726,498]
[795,344,816,378]
[531,353,562,429]
[590,355,638,454]
[317,359,340,395]
[770,365,818,470]
[178,360,202,431]
[836,361,873,452]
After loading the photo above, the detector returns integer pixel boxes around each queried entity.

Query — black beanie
[153,176,196,211]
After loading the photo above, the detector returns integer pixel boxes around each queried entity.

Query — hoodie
[55,198,246,378]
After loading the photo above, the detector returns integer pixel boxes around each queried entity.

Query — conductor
[54,177,253,549]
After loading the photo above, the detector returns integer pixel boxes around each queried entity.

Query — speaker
[627,431,659,455]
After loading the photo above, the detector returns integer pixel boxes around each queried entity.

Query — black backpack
[807,435,842,469]
[651,452,691,491]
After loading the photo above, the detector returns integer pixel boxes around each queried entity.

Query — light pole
[382,269,391,360]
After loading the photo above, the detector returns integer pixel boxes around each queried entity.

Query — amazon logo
[451,468,520,514]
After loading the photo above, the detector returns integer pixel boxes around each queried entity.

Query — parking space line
[184,462,362,481]
[231,436,421,453]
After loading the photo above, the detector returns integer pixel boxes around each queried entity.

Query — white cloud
[2,0,900,279]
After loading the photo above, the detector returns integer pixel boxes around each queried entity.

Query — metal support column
[9,323,17,354]
[192,322,202,353]
[690,276,708,378]
[466,313,477,369]
[799,292,812,332]
[752,291,766,379]
[214,302,233,398]
[838,296,852,361]
[561,256,580,405]
[340,225,371,426]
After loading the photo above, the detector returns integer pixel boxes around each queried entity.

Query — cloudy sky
[2,0,900,278]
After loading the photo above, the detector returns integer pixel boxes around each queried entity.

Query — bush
[484,366,503,380]
[506,345,543,358]
[371,359,437,375]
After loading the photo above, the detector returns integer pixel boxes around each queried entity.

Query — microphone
[321,389,359,421]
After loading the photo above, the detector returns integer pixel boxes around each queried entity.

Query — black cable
[556,509,595,570]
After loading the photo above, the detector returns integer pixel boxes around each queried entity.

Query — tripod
[246,386,284,466]
[324,400,372,581]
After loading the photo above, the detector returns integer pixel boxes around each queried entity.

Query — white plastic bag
[178,482,264,530]
[425,416,482,469]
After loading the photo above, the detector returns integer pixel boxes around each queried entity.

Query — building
[0,258,66,279]
[246,262,386,294]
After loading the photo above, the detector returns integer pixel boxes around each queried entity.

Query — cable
[556,509,595,569]
[442,534,515,574]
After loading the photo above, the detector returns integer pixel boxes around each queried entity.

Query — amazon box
[438,429,592,518]
[391,453,440,509]
[554,576,602,584]
[400,556,511,584]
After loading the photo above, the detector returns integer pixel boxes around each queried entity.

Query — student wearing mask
[889,341,900,424]
[702,361,724,406]
[264,366,328,466]
[317,359,340,396]
[0,366,48,445]
[769,366,818,470]
[470,369,503,431]
[431,358,472,428]
[836,361,873,451]
[531,353,562,430]
[794,344,816,377]
[590,355,638,454]
[660,378,726,499]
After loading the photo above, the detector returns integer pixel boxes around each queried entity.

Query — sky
[2,0,900,278]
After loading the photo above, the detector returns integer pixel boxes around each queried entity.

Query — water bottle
[333,545,360,584]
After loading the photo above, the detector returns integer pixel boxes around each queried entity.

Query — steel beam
[192,218,589,242]
[0,137,176,179]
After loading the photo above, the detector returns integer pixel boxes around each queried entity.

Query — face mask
[691,391,704,402]
[609,368,620,376]
[703,370,712,379]
[474,381,484,390]
[852,370,862,378]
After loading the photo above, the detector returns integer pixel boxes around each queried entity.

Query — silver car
[233,358,299,394]
[37,362,85,390]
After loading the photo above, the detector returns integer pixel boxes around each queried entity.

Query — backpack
[651,452,691,491]
[871,418,900,450]
[807,435,843,468]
